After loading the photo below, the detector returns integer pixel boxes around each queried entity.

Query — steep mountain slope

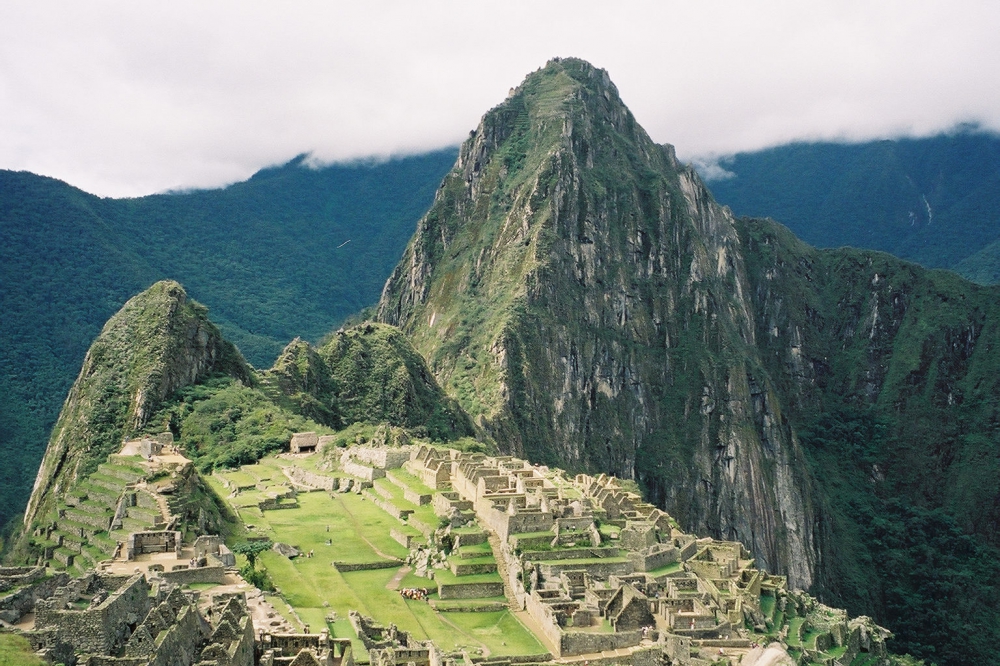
[378,57,817,588]
[738,218,1000,661]
[705,131,1000,278]
[14,281,474,558]
[0,150,454,531]
[376,59,1000,663]
[21,281,251,533]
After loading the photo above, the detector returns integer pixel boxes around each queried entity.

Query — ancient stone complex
[2,435,894,666]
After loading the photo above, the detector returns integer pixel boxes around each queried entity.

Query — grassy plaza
[207,457,546,660]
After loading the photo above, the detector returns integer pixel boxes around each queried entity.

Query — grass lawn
[432,569,503,586]
[387,468,435,495]
[759,593,775,620]
[214,457,546,660]
[458,542,493,557]
[0,634,45,666]
[646,561,683,577]
[217,469,258,487]
[770,609,785,636]
[445,612,547,656]
[786,617,806,647]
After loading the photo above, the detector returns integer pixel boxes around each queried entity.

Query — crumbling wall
[34,573,151,656]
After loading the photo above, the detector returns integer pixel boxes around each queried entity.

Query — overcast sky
[2,1,998,197]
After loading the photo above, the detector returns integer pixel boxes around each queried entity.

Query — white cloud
[1,1,998,196]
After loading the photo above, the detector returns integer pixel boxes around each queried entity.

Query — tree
[231,540,272,569]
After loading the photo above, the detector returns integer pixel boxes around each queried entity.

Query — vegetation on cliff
[378,57,817,591]
[738,216,1000,663]
[19,281,250,537]
[0,150,454,531]
[706,130,1000,281]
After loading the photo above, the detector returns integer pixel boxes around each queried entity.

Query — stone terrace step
[55,531,86,552]
[63,508,111,531]
[86,472,129,492]
[52,548,75,567]
[74,482,121,504]
[75,500,115,516]
[126,505,162,522]
[56,518,100,539]
[89,532,120,556]
[96,463,146,484]
[76,548,97,569]
[119,517,152,533]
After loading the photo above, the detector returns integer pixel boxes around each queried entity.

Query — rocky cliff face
[378,58,816,587]
[21,281,251,532]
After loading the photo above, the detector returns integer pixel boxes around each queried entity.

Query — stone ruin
[290,433,320,454]
[259,629,354,666]
[349,611,435,666]
[8,571,254,666]
[405,446,895,665]
[126,530,183,560]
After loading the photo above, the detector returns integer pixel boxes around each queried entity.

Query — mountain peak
[378,60,815,588]
[21,280,250,530]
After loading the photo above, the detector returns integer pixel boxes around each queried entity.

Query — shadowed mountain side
[705,131,1000,279]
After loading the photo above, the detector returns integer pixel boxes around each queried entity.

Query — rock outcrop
[377,58,816,587]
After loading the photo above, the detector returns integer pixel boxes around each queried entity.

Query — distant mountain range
[5,128,999,543]
[0,150,455,531]
[703,128,1000,282]
[5,59,1000,664]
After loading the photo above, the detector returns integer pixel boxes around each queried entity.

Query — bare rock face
[377,58,816,587]
[21,281,251,532]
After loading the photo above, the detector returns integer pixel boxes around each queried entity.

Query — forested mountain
[377,58,1000,663]
[0,150,455,531]
[6,57,1000,664]
[705,129,1000,281]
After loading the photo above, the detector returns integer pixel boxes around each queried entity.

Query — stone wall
[391,528,416,548]
[342,460,385,482]
[449,560,498,576]
[537,558,634,580]
[503,512,555,540]
[34,573,151,656]
[334,560,403,572]
[403,487,431,506]
[127,530,182,560]
[284,467,339,491]
[159,565,227,585]
[629,544,678,572]
[349,446,413,470]
[436,581,504,600]
[432,492,472,517]
[363,489,412,520]
[145,604,207,666]
[199,595,255,666]
[559,627,642,657]
[0,573,69,624]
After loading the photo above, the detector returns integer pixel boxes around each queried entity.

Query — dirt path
[486,531,520,611]
[385,565,411,590]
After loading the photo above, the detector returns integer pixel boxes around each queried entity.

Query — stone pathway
[486,531,520,612]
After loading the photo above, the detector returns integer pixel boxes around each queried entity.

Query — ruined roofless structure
[404,444,891,665]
